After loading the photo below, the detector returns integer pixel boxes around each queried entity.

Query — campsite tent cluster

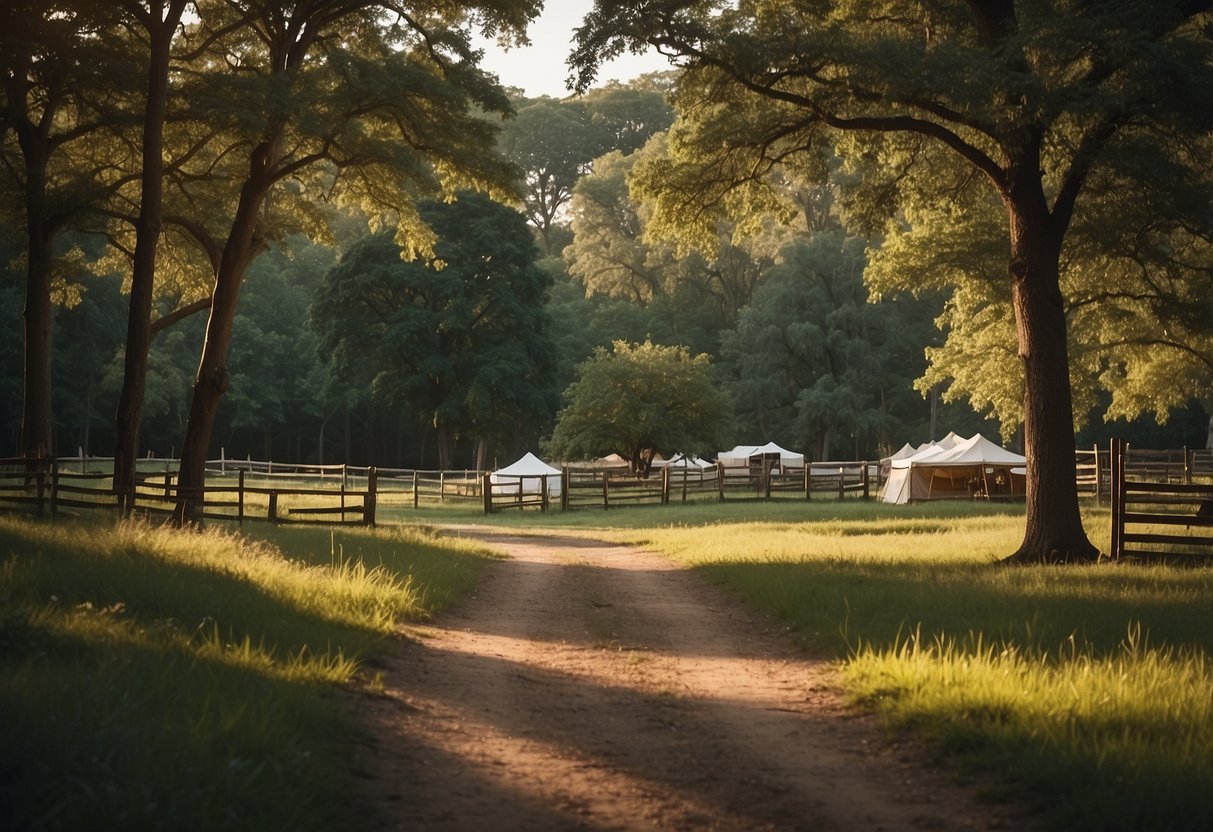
[491,433,1025,504]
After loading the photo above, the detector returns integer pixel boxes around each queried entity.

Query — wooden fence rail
[0,457,378,527]
[1079,445,1212,504]
[7,445,1210,524]
[1109,438,1213,563]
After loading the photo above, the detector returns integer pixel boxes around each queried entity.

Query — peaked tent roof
[719,442,804,463]
[922,433,1025,467]
[932,431,964,450]
[494,452,560,477]
[661,453,715,468]
[491,452,562,496]
[891,442,946,469]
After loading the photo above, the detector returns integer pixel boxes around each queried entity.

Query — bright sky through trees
[476,1,669,97]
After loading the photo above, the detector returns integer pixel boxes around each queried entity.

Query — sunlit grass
[515,500,1212,831]
[0,515,494,831]
[846,627,1212,831]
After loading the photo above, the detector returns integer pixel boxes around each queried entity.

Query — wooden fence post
[603,472,609,509]
[1110,438,1124,560]
[541,475,549,513]
[482,471,493,514]
[341,464,348,522]
[1093,442,1102,506]
[682,465,688,503]
[662,465,670,505]
[50,459,58,517]
[412,471,420,509]
[763,464,772,500]
[717,461,725,502]
[561,467,569,511]
[862,462,871,500]
[837,467,845,500]
[268,491,279,524]
[365,467,377,526]
[238,469,245,526]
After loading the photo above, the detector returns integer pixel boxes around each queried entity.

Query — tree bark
[20,217,54,459]
[172,141,275,524]
[1004,196,1098,564]
[8,67,55,460]
[114,2,183,512]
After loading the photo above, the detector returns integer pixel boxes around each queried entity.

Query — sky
[474,1,671,98]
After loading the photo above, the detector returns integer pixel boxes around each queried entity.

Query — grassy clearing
[481,500,1211,831]
[0,516,493,831]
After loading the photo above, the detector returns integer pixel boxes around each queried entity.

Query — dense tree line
[2,3,1209,545]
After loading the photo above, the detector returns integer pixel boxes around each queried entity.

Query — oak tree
[573,0,1213,562]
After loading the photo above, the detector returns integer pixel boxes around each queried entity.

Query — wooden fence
[1077,445,1212,504]
[1109,438,1213,563]
[548,460,877,512]
[0,457,378,526]
[7,445,1211,523]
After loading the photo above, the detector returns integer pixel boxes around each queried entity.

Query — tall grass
[0,516,493,831]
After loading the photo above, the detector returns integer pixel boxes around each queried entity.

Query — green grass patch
[0,516,493,830]
[499,500,1212,831]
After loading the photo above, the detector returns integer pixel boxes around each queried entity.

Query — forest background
[2,3,1209,475]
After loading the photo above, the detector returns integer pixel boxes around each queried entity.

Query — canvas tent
[658,453,715,469]
[490,452,562,497]
[718,442,805,471]
[881,433,1026,504]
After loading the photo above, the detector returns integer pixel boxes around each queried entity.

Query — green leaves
[310,192,556,457]
[546,339,734,472]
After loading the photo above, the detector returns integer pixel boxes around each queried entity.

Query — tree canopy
[546,339,734,475]
[572,0,1213,562]
[311,192,556,470]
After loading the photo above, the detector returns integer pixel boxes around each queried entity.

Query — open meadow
[1,500,1209,830]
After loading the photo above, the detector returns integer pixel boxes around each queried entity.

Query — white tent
[881,433,1026,504]
[490,452,562,496]
[658,453,715,469]
[718,441,805,469]
[935,431,964,451]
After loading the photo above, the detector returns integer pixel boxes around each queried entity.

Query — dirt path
[353,530,1023,831]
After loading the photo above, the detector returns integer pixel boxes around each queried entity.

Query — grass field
[0,516,496,830]
[2,498,1209,830]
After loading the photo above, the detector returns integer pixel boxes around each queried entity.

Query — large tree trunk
[1005,203,1098,564]
[114,4,180,512]
[20,220,54,459]
[172,142,275,525]
[10,73,55,460]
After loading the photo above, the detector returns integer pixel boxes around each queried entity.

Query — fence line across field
[4,444,1210,523]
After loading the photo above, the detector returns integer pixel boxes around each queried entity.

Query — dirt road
[354,530,1021,830]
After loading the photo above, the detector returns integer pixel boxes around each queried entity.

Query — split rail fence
[1108,438,1213,563]
[1076,445,1212,504]
[484,461,877,513]
[3,445,1210,523]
